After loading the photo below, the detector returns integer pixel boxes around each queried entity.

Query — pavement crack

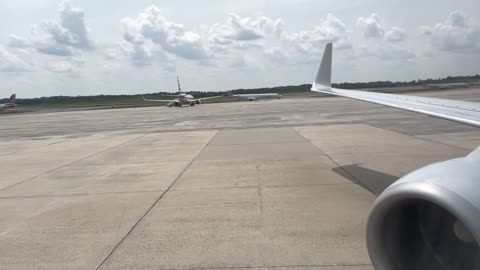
[0,134,148,193]
[95,130,220,270]
[293,128,378,195]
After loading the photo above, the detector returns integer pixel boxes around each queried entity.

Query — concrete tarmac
[0,88,479,270]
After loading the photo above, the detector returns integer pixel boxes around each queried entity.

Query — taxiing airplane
[426,82,470,89]
[224,91,282,101]
[312,43,480,270]
[143,76,223,107]
[0,94,16,110]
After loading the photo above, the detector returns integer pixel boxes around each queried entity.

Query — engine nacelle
[195,100,201,104]
[367,149,480,270]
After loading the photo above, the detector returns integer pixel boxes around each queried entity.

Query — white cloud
[209,13,284,45]
[8,35,31,48]
[207,13,352,66]
[46,61,73,72]
[121,5,209,64]
[120,10,351,67]
[422,11,480,52]
[359,45,416,61]
[283,13,351,54]
[385,27,407,42]
[0,46,31,72]
[29,2,94,56]
[357,14,384,38]
[120,40,156,66]
[420,26,432,36]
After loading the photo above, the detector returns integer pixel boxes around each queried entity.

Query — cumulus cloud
[121,5,209,64]
[264,46,288,64]
[422,11,480,52]
[46,61,73,72]
[8,35,31,48]
[29,2,93,56]
[376,46,415,60]
[103,47,122,60]
[359,45,415,61]
[357,14,384,38]
[283,13,351,54]
[120,40,157,66]
[0,46,31,72]
[119,9,353,67]
[209,14,284,46]
[385,27,407,42]
[207,13,351,65]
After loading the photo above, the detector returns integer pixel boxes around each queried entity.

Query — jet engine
[196,100,201,104]
[367,148,480,270]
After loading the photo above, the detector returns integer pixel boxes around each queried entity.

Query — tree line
[4,74,479,105]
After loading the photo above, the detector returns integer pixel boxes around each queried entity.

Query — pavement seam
[366,122,475,151]
[0,133,148,193]
[139,263,372,270]
[169,182,354,191]
[0,139,69,157]
[94,130,220,270]
[207,140,307,146]
[68,160,194,166]
[412,135,473,151]
[293,128,379,195]
[0,190,162,199]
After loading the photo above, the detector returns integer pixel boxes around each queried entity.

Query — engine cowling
[367,148,480,270]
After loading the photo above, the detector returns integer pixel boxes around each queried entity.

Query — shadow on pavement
[333,164,399,195]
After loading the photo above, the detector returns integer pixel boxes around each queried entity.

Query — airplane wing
[143,96,175,103]
[143,96,178,107]
[197,95,224,101]
[311,43,480,127]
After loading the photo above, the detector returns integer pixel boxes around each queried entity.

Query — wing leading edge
[197,95,224,101]
[311,43,480,127]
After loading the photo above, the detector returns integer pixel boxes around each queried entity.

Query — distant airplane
[312,43,480,270]
[224,91,282,101]
[0,94,16,110]
[426,82,470,89]
[143,76,223,107]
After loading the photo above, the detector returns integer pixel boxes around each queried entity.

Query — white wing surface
[197,95,224,101]
[311,43,480,127]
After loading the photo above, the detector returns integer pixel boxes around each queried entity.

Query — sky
[0,0,479,98]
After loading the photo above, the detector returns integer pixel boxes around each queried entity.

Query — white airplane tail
[2,94,17,109]
[177,76,183,94]
[9,94,16,104]
[312,43,332,91]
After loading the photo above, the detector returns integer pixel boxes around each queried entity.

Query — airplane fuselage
[170,94,200,107]
[0,103,16,110]
[426,83,469,89]
[179,94,194,103]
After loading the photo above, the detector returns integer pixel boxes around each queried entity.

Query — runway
[0,88,479,269]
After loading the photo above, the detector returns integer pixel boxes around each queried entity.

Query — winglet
[312,43,332,92]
